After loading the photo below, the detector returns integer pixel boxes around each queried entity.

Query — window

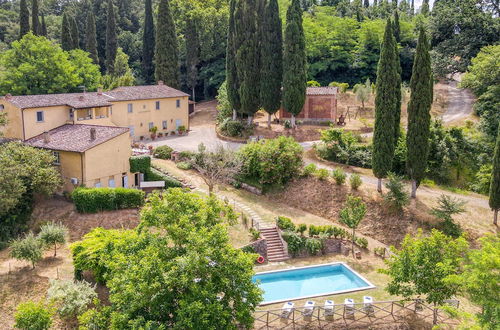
[162,120,167,129]
[94,180,101,188]
[148,122,154,130]
[176,99,181,108]
[129,125,135,137]
[156,101,160,110]
[127,103,133,113]
[52,151,60,165]
[36,111,44,122]
[108,177,115,188]
[0,104,4,110]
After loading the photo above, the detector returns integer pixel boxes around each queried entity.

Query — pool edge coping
[254,262,377,306]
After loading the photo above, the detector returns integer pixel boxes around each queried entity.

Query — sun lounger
[303,301,315,319]
[324,300,335,320]
[363,296,374,314]
[280,302,294,319]
[344,298,355,319]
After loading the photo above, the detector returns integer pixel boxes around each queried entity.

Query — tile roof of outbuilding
[306,86,338,95]
[2,84,189,109]
[24,124,129,153]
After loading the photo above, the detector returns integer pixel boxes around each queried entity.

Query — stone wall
[242,238,267,260]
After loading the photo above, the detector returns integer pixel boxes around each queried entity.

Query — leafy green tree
[226,0,241,119]
[260,0,283,128]
[38,222,68,257]
[31,0,40,35]
[47,279,97,318]
[353,78,371,111]
[70,14,79,49]
[490,124,500,225]
[105,0,117,74]
[14,301,52,330]
[10,232,44,268]
[155,0,179,87]
[19,0,30,38]
[68,49,102,91]
[420,0,429,15]
[142,0,155,84]
[185,16,200,100]
[61,13,73,51]
[461,45,500,97]
[372,19,399,192]
[381,229,468,307]
[216,81,233,123]
[85,10,99,65]
[447,235,499,328]
[283,0,307,128]
[101,48,135,90]
[406,27,432,198]
[339,195,367,257]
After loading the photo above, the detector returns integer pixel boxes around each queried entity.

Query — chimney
[158,80,164,85]
[4,93,12,100]
[43,131,50,143]
[79,95,84,101]
[97,88,103,95]
[90,127,96,140]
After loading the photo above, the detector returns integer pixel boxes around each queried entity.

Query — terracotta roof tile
[104,84,189,101]
[306,86,338,95]
[24,124,129,153]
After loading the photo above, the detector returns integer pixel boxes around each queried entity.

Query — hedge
[72,188,145,213]
[145,167,183,188]
[129,156,151,173]
[153,146,173,160]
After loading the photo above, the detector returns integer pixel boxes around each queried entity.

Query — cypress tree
[364,0,370,7]
[70,15,79,49]
[85,10,99,65]
[410,0,414,15]
[155,0,179,88]
[374,0,378,6]
[406,27,432,198]
[105,0,118,74]
[283,0,307,128]
[61,13,73,51]
[40,13,47,37]
[372,19,399,192]
[234,0,260,124]
[31,0,40,35]
[421,0,429,15]
[185,16,199,101]
[19,0,30,39]
[489,122,500,225]
[393,10,401,43]
[226,0,241,118]
[260,0,283,128]
[142,0,155,84]
[393,16,402,143]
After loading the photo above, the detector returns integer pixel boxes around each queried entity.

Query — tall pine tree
[226,0,241,118]
[283,0,307,128]
[85,10,99,65]
[372,19,399,192]
[142,0,155,84]
[185,16,200,101]
[155,0,179,87]
[61,13,73,51]
[105,0,118,74]
[40,13,47,37]
[19,0,30,39]
[260,0,283,128]
[31,0,40,35]
[70,15,79,49]
[406,27,432,198]
[489,122,500,225]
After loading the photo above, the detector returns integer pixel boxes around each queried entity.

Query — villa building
[0,82,189,191]
[279,86,338,122]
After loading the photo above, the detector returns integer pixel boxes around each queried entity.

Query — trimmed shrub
[220,118,245,137]
[315,168,330,180]
[296,223,307,235]
[10,232,43,268]
[145,167,183,188]
[308,224,320,237]
[349,174,362,190]
[276,216,295,231]
[71,188,145,213]
[281,231,305,256]
[47,279,97,318]
[14,301,52,330]
[332,226,348,239]
[328,81,349,93]
[249,228,261,241]
[241,244,256,254]
[302,163,317,176]
[179,150,195,160]
[153,145,173,159]
[332,168,347,185]
[129,155,151,173]
[176,161,192,170]
[305,238,323,255]
[355,237,368,249]
[383,173,409,212]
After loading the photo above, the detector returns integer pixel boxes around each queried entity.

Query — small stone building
[279,86,338,122]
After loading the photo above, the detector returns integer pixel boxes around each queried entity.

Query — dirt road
[441,79,475,124]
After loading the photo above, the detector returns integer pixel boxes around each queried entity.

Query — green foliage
[339,195,366,237]
[85,10,99,65]
[216,81,233,123]
[176,161,192,170]
[14,301,52,330]
[328,82,349,93]
[276,216,295,231]
[383,173,409,211]
[307,80,320,87]
[153,146,173,160]
[38,222,67,257]
[101,48,135,90]
[355,237,368,249]
[144,167,183,188]
[71,187,145,213]
[78,305,112,330]
[0,33,101,95]
[142,0,155,83]
[155,0,179,87]
[461,45,500,97]
[430,194,466,238]
[105,0,117,74]
[469,164,492,194]
[249,228,261,241]
[489,123,500,218]
[219,118,246,137]
[241,244,256,254]
[350,174,363,190]
[10,232,43,268]
[19,0,30,39]
[226,0,241,113]
[68,49,102,91]
[281,230,305,256]
[47,279,97,318]
[305,237,323,255]
[332,168,347,185]
[316,128,372,168]
[129,155,151,173]
[239,136,303,186]
[296,223,307,235]
[475,85,500,141]
[315,168,330,180]
[61,13,73,51]
[303,163,317,176]
[353,79,371,109]
[381,229,468,305]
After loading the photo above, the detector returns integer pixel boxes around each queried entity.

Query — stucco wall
[23,106,71,139]
[0,101,23,139]
[57,151,84,191]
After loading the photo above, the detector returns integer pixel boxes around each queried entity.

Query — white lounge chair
[281,301,294,319]
[303,300,315,319]
[363,296,374,314]
[344,298,355,319]
[324,300,335,319]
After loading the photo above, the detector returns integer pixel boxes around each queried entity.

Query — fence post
[266,311,269,327]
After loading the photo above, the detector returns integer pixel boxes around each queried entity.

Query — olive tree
[10,232,43,268]
[38,222,68,257]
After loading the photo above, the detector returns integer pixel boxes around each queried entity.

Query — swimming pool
[253,262,375,305]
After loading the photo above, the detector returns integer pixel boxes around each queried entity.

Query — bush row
[146,167,183,188]
[72,187,145,213]
[302,164,363,189]
[129,155,151,173]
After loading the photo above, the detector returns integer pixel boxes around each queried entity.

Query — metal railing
[253,299,459,329]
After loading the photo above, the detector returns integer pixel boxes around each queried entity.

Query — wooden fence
[253,299,459,329]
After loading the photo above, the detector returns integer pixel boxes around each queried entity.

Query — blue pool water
[253,263,374,304]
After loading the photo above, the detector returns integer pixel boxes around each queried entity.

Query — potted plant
[149,126,158,140]
[158,132,163,138]
[170,130,176,135]
[178,125,186,135]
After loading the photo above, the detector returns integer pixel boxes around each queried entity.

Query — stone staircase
[260,227,289,262]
